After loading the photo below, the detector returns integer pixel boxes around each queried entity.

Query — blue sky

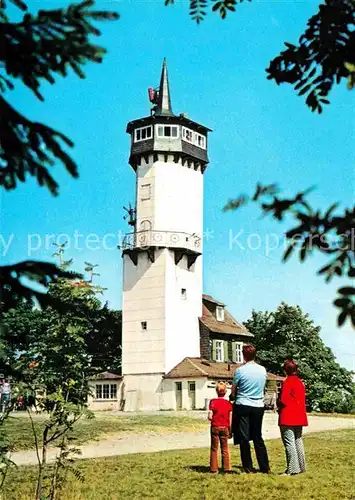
[2,0,354,369]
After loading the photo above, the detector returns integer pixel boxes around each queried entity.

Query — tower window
[182,127,206,149]
[134,126,152,143]
[182,127,193,143]
[156,125,179,138]
[197,134,206,148]
[140,184,151,201]
[216,306,225,322]
[141,321,147,331]
[181,288,187,299]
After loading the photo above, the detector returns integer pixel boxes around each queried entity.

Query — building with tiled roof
[88,60,283,412]
[200,294,253,363]
[162,353,284,410]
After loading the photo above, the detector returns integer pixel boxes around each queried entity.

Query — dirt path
[11,414,354,467]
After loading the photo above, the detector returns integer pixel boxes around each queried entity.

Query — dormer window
[216,306,224,322]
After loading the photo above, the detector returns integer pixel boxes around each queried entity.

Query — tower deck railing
[122,230,202,253]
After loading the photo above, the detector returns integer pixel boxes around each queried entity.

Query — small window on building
[134,126,152,143]
[156,125,179,138]
[197,134,206,149]
[95,383,117,400]
[181,288,187,299]
[102,384,110,399]
[235,342,243,363]
[141,321,147,331]
[188,381,196,392]
[140,184,151,201]
[215,340,224,362]
[182,127,194,143]
[110,384,117,399]
[216,306,225,322]
[96,384,102,399]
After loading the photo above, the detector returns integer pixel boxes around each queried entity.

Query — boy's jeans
[210,426,231,472]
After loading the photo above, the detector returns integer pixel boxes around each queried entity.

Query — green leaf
[337,310,348,327]
[283,243,295,262]
[338,287,355,296]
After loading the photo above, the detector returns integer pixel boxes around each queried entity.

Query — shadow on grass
[186,465,240,474]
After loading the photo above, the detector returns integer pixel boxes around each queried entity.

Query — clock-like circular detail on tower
[153,233,162,243]
[170,233,180,244]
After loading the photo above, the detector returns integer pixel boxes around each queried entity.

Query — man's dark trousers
[235,404,270,473]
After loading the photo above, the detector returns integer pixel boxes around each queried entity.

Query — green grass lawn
[4,429,355,500]
[3,414,206,451]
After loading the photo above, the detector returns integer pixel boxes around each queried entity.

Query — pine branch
[0,0,119,100]
[0,97,78,194]
[0,0,28,22]
[0,261,82,312]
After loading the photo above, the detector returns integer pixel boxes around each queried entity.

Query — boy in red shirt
[208,381,233,473]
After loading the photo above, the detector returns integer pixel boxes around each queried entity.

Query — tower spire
[155,58,174,116]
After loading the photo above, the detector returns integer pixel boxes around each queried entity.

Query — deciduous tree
[244,303,355,412]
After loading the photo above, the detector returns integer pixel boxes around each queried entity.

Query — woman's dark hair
[283,360,297,375]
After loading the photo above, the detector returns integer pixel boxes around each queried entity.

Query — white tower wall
[135,157,203,236]
[121,60,209,411]
[164,252,202,372]
[153,159,203,234]
[122,249,166,375]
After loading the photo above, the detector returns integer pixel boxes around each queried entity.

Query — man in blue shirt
[231,344,270,473]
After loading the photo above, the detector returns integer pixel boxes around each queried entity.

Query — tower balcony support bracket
[147,247,155,263]
[122,247,156,266]
[174,250,185,266]
[124,249,138,266]
[187,253,199,269]
[173,248,201,268]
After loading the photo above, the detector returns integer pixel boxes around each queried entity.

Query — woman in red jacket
[278,360,308,475]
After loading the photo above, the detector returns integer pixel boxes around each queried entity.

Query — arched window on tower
[140,220,152,232]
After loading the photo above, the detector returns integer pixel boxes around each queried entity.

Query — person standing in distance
[231,345,270,473]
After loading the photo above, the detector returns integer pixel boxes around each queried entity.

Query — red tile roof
[202,294,226,306]
[200,295,253,337]
[164,357,284,382]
